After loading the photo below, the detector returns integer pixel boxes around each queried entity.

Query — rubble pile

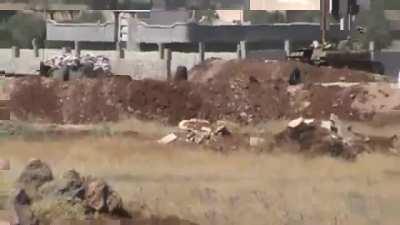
[159,119,232,144]
[178,119,231,144]
[12,159,128,225]
[158,119,245,151]
[275,115,398,160]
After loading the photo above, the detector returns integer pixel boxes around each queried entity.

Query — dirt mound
[6,60,398,125]
[189,59,377,84]
[10,76,206,124]
[9,75,290,124]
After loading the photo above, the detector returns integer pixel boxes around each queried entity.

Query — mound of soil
[6,60,394,125]
[189,59,377,84]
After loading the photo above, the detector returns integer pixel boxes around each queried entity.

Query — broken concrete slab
[158,133,178,144]
[288,117,304,129]
[178,119,210,132]
[320,120,333,131]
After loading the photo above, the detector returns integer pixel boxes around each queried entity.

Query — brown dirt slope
[7,60,393,125]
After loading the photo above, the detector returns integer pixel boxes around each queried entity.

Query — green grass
[0,174,11,210]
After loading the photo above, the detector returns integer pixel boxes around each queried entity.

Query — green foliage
[244,11,286,24]
[194,10,218,24]
[6,12,46,48]
[301,11,320,23]
[384,0,400,9]
[354,0,392,49]
[71,11,106,23]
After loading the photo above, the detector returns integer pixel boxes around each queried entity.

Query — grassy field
[1,119,400,225]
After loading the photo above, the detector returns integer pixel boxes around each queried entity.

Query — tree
[6,12,46,48]
[72,11,106,23]
[353,0,392,49]
[244,11,286,24]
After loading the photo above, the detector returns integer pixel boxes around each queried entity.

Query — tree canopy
[353,0,392,49]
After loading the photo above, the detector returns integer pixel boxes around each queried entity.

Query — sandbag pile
[44,53,111,73]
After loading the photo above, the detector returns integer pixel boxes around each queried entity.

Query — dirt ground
[1,119,400,225]
[1,60,400,225]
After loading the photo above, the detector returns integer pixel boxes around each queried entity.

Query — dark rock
[13,189,39,225]
[39,170,84,201]
[174,66,188,82]
[84,179,108,212]
[106,191,123,214]
[16,159,53,199]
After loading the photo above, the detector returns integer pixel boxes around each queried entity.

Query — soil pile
[189,59,378,84]
[7,60,397,125]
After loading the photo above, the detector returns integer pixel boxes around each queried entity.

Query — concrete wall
[46,20,116,42]
[130,20,347,44]
[0,49,236,80]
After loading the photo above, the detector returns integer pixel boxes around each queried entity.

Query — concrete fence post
[369,41,375,61]
[32,38,39,58]
[11,46,20,58]
[236,43,242,59]
[240,41,247,59]
[284,39,291,56]
[74,41,81,57]
[116,41,125,59]
[198,42,205,63]
[165,48,172,81]
[158,43,165,59]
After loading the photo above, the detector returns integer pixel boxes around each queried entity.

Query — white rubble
[158,133,178,144]
[44,52,112,73]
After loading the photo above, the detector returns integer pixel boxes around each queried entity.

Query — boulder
[106,191,123,214]
[16,159,53,199]
[39,170,84,201]
[84,179,108,212]
[13,189,39,225]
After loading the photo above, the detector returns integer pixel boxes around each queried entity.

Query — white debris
[249,137,265,147]
[320,120,333,131]
[178,119,210,131]
[304,119,315,125]
[288,117,304,128]
[157,133,178,144]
